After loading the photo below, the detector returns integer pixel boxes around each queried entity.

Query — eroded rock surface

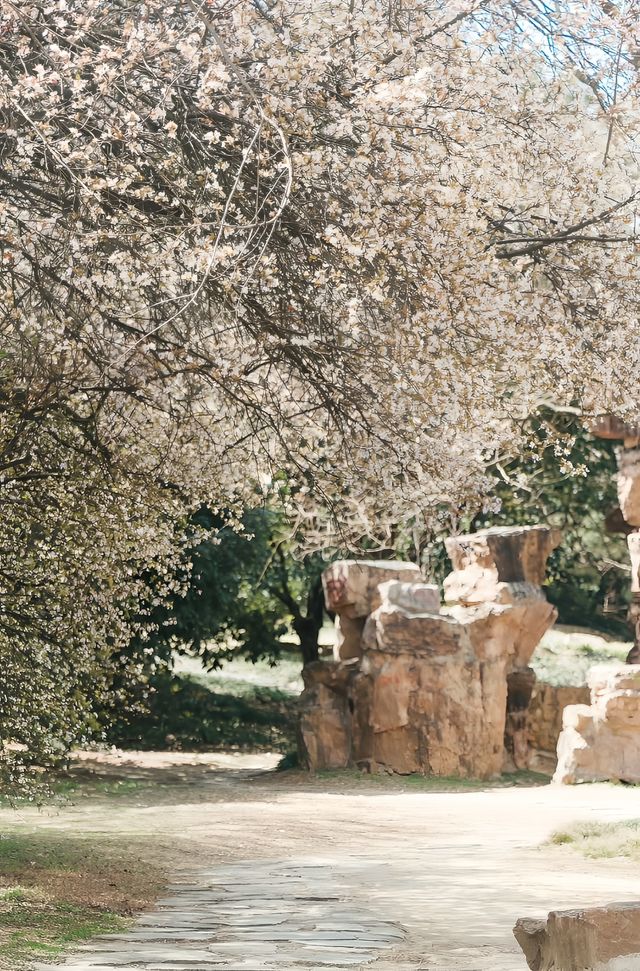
[322,560,422,661]
[304,533,559,777]
[445,526,559,769]
[528,682,590,757]
[554,665,640,784]
[297,661,354,771]
[444,525,561,593]
[514,901,640,971]
[361,592,512,778]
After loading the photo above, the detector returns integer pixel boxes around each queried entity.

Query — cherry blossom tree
[1,0,639,781]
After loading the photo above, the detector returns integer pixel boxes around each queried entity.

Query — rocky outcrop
[528,682,590,756]
[297,661,354,771]
[361,587,512,778]
[554,665,640,784]
[445,526,560,769]
[444,525,561,592]
[514,902,640,971]
[302,530,559,777]
[322,560,423,660]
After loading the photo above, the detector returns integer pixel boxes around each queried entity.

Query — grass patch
[548,819,640,859]
[0,832,166,969]
[277,768,550,792]
[0,901,127,967]
[106,670,298,752]
[0,777,146,809]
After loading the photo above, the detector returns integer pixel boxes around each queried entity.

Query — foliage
[2,0,640,785]
[473,410,631,636]
[396,409,631,636]
[134,506,330,668]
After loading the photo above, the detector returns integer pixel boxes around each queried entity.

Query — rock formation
[300,526,559,778]
[528,682,590,760]
[554,664,640,784]
[444,525,560,769]
[360,583,516,777]
[514,901,640,971]
[322,560,422,660]
[590,417,640,663]
[297,660,354,771]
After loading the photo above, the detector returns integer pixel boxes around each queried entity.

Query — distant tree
[136,506,330,670]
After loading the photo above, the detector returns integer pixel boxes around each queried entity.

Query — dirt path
[6,752,639,971]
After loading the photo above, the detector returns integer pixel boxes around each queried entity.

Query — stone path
[21,754,640,971]
[37,860,404,971]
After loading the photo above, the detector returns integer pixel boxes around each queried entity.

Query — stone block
[628,533,640,593]
[528,682,591,755]
[444,525,561,588]
[297,661,354,771]
[554,665,640,784]
[514,901,640,970]
[322,560,422,618]
[362,601,512,778]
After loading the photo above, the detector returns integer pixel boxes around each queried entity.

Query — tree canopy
[2,0,640,782]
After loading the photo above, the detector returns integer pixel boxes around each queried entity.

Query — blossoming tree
[1,0,639,780]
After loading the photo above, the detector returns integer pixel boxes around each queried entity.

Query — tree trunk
[293,576,325,666]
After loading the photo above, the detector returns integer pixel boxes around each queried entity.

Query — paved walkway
[27,757,640,971]
[49,860,404,970]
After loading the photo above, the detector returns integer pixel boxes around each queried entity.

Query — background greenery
[104,409,631,753]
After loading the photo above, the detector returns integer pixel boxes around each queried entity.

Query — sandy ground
[4,751,640,971]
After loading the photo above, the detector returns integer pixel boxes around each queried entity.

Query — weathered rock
[362,597,513,778]
[554,664,640,784]
[377,579,440,614]
[322,560,422,618]
[504,667,536,770]
[322,560,422,661]
[444,526,560,772]
[514,901,640,971]
[444,525,561,593]
[528,682,591,756]
[617,448,640,528]
[306,532,558,780]
[628,533,640,594]
[589,413,640,444]
[297,661,353,771]
[334,614,365,661]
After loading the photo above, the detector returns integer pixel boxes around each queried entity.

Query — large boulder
[444,525,561,595]
[554,665,640,784]
[322,560,423,660]
[514,901,640,970]
[297,661,354,771]
[322,560,423,618]
[444,525,560,771]
[528,682,591,756]
[361,591,514,778]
